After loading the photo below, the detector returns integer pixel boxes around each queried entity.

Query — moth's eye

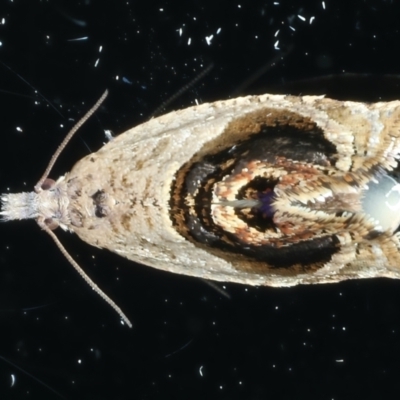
[44,217,59,230]
[362,174,400,232]
[41,179,56,190]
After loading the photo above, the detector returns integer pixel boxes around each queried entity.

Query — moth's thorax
[62,133,185,255]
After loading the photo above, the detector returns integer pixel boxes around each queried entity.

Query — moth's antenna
[149,63,214,118]
[0,354,66,399]
[35,90,108,192]
[32,89,132,327]
[230,45,294,96]
[201,279,231,299]
[38,219,132,328]
[0,60,65,118]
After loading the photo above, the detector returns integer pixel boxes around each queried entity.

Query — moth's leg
[104,130,114,142]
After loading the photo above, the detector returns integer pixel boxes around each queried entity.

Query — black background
[1,1,400,399]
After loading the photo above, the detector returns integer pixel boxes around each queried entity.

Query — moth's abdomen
[64,95,400,286]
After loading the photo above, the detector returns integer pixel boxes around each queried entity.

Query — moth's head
[0,90,109,234]
[0,176,71,231]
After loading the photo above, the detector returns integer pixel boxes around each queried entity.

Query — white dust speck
[67,36,88,41]
[122,77,132,84]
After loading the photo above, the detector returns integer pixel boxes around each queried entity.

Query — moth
[3,91,400,327]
